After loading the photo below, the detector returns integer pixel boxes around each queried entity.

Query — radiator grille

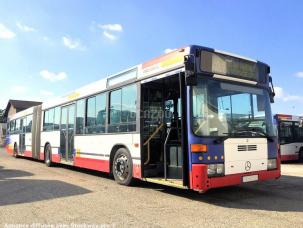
[237,145,257,151]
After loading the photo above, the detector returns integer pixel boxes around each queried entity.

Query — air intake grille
[237,145,247,151]
[247,145,257,151]
[237,145,257,151]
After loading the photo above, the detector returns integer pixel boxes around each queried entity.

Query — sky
[0,0,303,115]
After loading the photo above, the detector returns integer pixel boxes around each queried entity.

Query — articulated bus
[274,114,303,161]
[6,45,280,192]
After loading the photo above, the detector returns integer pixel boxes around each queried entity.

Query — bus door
[164,97,182,179]
[142,74,184,183]
[19,118,26,154]
[60,104,75,162]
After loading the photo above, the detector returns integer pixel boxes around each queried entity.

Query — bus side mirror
[184,54,197,86]
[269,76,275,103]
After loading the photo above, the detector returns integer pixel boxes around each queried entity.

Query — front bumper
[190,164,281,192]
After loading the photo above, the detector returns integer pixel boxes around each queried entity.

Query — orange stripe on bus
[142,48,185,69]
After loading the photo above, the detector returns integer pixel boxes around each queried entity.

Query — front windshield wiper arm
[213,136,229,144]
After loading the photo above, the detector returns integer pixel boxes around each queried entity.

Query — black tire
[44,144,53,167]
[299,148,303,162]
[112,148,133,186]
[13,143,19,158]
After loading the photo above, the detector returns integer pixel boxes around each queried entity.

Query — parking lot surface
[0,148,303,228]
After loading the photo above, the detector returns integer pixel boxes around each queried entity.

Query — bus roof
[8,45,267,113]
[42,46,191,110]
[9,106,35,121]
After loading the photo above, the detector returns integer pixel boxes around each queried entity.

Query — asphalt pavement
[0,148,302,228]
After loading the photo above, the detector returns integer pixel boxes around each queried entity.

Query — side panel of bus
[10,134,19,154]
[40,131,61,162]
[24,132,32,157]
[280,143,303,161]
[73,133,141,177]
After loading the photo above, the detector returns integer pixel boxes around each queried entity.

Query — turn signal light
[191,144,207,152]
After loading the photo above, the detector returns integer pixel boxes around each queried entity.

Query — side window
[21,117,26,133]
[13,120,16,133]
[293,122,303,142]
[43,109,55,131]
[121,84,137,131]
[43,110,49,131]
[109,84,137,133]
[109,89,122,132]
[54,107,60,130]
[16,119,20,132]
[96,93,106,133]
[48,108,54,131]
[86,96,96,133]
[26,115,32,133]
[83,93,107,134]
[20,118,24,133]
[279,121,293,144]
[76,99,85,134]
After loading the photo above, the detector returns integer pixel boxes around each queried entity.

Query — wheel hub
[114,155,128,180]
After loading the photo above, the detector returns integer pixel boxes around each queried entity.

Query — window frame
[108,84,137,133]
[72,82,139,136]
[25,114,33,133]
[43,107,61,132]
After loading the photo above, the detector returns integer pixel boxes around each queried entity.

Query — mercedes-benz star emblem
[245,161,251,171]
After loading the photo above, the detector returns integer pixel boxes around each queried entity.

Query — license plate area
[242,175,258,183]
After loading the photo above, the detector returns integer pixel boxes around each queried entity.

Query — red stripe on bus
[281,154,299,161]
[51,154,61,163]
[74,157,110,173]
[133,164,141,179]
[40,153,45,161]
[24,151,32,158]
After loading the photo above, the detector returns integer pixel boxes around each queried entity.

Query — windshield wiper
[215,130,275,143]
[213,135,229,144]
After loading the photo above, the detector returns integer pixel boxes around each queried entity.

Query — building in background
[0,100,42,146]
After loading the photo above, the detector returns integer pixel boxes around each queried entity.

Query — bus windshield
[192,78,275,137]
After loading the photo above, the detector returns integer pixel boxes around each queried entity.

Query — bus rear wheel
[45,144,53,167]
[13,144,19,158]
[112,148,133,186]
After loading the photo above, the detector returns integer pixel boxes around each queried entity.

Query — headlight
[216,164,224,174]
[267,159,277,170]
[207,164,225,177]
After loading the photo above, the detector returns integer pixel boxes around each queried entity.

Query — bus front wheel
[45,144,53,167]
[112,148,133,186]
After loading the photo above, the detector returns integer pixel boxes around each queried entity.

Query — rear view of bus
[274,114,303,161]
[187,46,280,192]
